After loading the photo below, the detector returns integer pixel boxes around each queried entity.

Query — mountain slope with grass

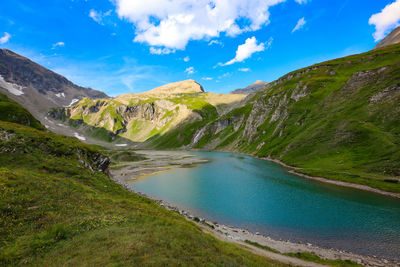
[49,43,400,193]
[182,43,400,193]
[50,80,245,143]
[0,93,284,266]
[0,93,44,130]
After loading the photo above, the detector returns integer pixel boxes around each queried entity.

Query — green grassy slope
[0,120,282,265]
[0,93,44,130]
[50,92,243,144]
[190,44,400,193]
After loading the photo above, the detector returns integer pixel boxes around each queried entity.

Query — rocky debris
[0,130,16,142]
[291,84,309,102]
[76,148,110,173]
[339,67,388,97]
[370,84,400,103]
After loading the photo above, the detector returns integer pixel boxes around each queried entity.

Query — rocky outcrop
[117,103,159,122]
[370,84,400,103]
[76,147,110,173]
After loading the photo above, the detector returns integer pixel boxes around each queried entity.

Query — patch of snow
[57,123,67,128]
[55,92,65,98]
[192,128,206,145]
[0,75,24,96]
[45,125,50,129]
[65,99,79,107]
[73,132,86,141]
[115,144,128,147]
[44,116,54,124]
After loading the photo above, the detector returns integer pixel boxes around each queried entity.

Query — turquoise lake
[131,151,400,260]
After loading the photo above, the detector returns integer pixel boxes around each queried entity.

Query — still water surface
[131,151,400,260]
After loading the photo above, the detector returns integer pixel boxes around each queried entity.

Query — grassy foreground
[0,118,285,266]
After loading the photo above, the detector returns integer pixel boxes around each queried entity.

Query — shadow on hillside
[61,118,140,149]
[50,93,253,150]
[142,98,251,149]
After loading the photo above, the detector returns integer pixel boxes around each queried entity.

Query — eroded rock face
[370,84,400,103]
[117,103,159,122]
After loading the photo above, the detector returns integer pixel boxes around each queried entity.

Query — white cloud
[0,32,11,44]
[52,42,65,49]
[217,72,232,80]
[238,68,251,72]
[89,9,112,25]
[202,77,213,80]
[185,66,195,75]
[294,0,308,4]
[115,0,286,50]
[369,0,400,41]
[183,56,190,62]
[292,17,306,33]
[149,47,175,54]
[208,40,223,46]
[221,37,267,66]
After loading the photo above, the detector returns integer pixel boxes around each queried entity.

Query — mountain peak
[143,79,205,95]
[230,80,268,95]
[375,27,400,49]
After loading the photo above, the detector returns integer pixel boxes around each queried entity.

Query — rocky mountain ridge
[138,79,204,95]
[0,49,108,122]
[230,80,268,94]
[375,27,400,49]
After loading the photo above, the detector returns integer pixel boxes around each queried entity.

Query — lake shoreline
[112,174,397,267]
[197,149,400,199]
[109,149,400,266]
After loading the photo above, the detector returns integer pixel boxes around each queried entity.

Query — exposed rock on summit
[375,27,400,49]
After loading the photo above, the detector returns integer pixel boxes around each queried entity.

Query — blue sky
[0,0,399,96]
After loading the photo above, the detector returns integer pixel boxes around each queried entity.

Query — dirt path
[200,226,328,267]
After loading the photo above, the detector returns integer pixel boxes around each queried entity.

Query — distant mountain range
[230,80,268,94]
